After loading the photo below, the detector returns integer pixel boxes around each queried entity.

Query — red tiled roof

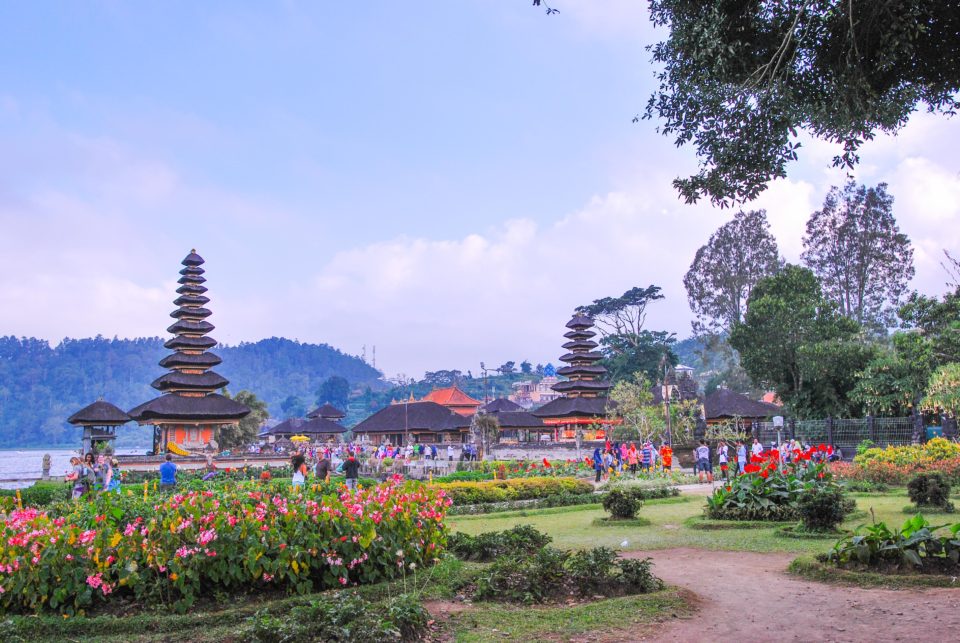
[422,386,481,408]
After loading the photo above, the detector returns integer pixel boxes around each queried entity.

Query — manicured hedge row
[433,477,593,506]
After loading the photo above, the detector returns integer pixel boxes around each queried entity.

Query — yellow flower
[110,533,122,548]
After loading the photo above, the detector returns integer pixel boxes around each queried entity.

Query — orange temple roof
[421,386,482,415]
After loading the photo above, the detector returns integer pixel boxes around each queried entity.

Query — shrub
[0,478,449,615]
[446,492,599,515]
[602,489,642,519]
[0,483,71,508]
[827,514,960,570]
[433,470,494,483]
[475,544,663,604]
[243,591,427,642]
[907,473,954,512]
[854,438,960,467]
[797,487,847,532]
[434,477,593,506]
[448,525,552,562]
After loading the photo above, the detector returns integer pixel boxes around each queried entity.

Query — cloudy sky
[2,1,958,379]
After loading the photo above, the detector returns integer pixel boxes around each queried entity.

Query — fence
[751,417,919,458]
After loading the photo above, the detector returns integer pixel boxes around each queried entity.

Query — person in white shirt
[717,440,730,481]
[751,438,764,458]
[696,440,713,483]
[447,444,454,461]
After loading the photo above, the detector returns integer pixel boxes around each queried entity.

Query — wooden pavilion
[67,400,132,455]
[352,401,470,446]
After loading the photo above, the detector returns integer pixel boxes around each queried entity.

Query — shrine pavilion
[352,401,470,446]
[533,313,618,441]
[307,403,346,421]
[67,400,132,455]
[479,398,545,443]
[128,250,250,454]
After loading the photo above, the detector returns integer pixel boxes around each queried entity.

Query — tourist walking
[627,443,639,475]
[291,453,308,487]
[65,456,88,499]
[641,441,654,474]
[659,443,673,471]
[315,452,332,481]
[696,440,713,483]
[343,454,360,491]
[736,440,747,474]
[159,454,178,491]
[592,447,603,483]
[447,444,454,461]
[751,438,763,458]
[717,440,730,481]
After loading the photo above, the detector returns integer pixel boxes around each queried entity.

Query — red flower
[720,464,728,471]
[767,462,777,471]
[744,464,761,474]
[759,470,769,479]
[770,449,780,460]
[542,458,551,468]
[750,455,763,464]
[818,443,827,452]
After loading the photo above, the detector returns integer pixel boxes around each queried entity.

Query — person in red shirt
[660,444,673,471]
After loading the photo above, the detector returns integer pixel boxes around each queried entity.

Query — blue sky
[2,1,959,379]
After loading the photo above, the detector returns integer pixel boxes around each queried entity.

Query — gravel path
[624,548,960,642]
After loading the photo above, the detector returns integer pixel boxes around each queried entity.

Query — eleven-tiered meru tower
[129,250,249,454]
[533,313,616,440]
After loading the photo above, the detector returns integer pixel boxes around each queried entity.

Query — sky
[1,1,959,380]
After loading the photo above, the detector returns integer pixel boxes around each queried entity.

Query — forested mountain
[0,336,383,448]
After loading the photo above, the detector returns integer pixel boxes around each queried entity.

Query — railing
[751,416,920,457]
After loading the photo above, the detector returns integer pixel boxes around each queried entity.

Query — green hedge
[434,477,593,506]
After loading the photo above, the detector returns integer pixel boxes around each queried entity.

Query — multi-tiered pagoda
[533,313,617,440]
[129,251,249,454]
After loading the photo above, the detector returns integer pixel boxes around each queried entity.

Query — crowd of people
[64,452,121,499]
[590,437,841,484]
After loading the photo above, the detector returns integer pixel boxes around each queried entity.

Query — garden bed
[789,555,960,589]
[775,525,846,540]
[683,515,792,530]
[592,516,652,527]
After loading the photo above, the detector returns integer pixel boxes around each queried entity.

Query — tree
[851,352,922,417]
[316,375,350,410]
[280,395,306,419]
[602,330,677,384]
[923,364,960,418]
[684,209,782,333]
[729,264,867,417]
[220,390,269,449]
[520,360,533,375]
[497,361,516,375]
[607,372,665,443]
[802,182,914,327]
[578,285,664,344]
[644,1,960,206]
[470,413,500,458]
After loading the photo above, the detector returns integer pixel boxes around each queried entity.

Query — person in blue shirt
[159,453,178,490]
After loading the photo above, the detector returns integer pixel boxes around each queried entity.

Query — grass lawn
[448,489,915,554]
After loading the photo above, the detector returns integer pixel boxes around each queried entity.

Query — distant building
[420,385,482,416]
[704,388,781,429]
[352,401,470,446]
[509,377,562,409]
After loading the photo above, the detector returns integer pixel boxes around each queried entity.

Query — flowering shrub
[434,477,593,506]
[854,438,960,467]
[0,477,449,615]
[706,446,840,521]
[834,456,960,486]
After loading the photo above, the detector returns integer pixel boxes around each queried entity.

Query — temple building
[704,388,781,429]
[67,400,132,455]
[260,416,346,443]
[128,250,250,453]
[420,385,482,416]
[307,403,346,421]
[480,398,545,443]
[352,401,470,446]
[533,314,618,441]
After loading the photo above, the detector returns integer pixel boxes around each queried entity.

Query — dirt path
[623,548,960,642]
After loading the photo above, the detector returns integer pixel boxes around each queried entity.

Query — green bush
[475,544,663,604]
[797,487,847,532]
[448,525,552,562]
[826,514,960,570]
[0,483,71,508]
[907,473,954,512]
[602,489,642,519]
[243,591,427,642]
[446,492,598,515]
[435,477,593,505]
[433,470,494,483]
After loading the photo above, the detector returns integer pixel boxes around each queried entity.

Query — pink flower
[86,573,103,589]
[339,576,348,585]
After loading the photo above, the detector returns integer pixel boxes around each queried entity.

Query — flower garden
[0,477,447,615]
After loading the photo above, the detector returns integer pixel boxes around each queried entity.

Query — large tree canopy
[730,264,871,417]
[684,209,782,333]
[801,181,914,328]
[645,1,960,205]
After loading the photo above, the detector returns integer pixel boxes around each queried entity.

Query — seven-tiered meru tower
[129,250,249,454]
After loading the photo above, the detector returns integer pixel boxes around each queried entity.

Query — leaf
[903,549,922,567]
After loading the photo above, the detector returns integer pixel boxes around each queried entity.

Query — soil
[622,548,960,642]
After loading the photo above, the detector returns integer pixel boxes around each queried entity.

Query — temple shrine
[420,385,482,416]
[128,250,250,454]
[533,313,618,440]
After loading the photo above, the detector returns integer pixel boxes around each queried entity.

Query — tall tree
[280,395,306,419]
[684,209,782,333]
[642,1,960,205]
[316,375,350,410]
[602,331,678,384]
[802,181,914,327]
[220,389,269,449]
[730,264,870,417]
[578,285,664,344]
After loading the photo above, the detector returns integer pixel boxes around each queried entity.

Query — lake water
[0,448,148,489]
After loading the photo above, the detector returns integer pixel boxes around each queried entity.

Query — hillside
[0,336,383,448]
